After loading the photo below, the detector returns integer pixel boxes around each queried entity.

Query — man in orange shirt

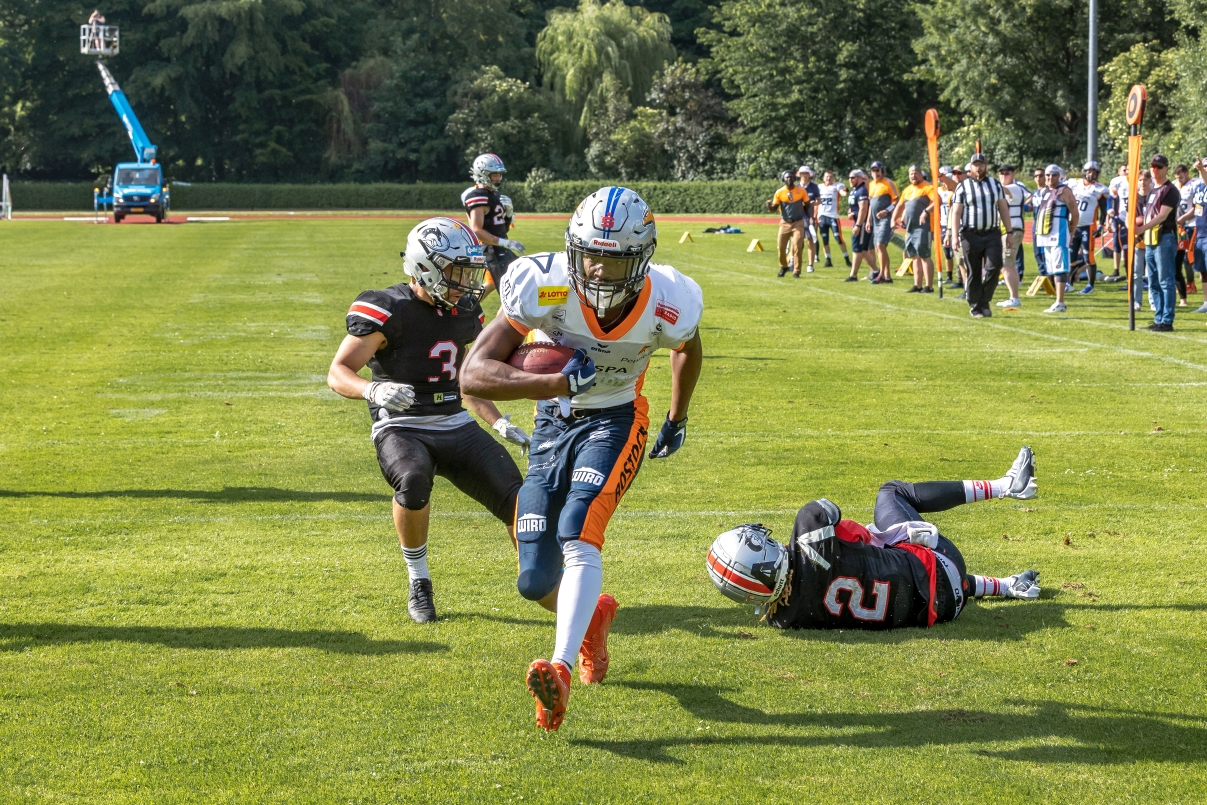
[766,170,809,278]
[866,161,899,283]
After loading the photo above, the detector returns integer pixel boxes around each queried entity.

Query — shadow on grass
[0,487,381,503]
[613,601,1207,642]
[576,683,1207,765]
[0,623,445,655]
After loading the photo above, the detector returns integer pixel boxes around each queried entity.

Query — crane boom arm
[96,61,157,163]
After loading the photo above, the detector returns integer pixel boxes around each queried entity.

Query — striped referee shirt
[953,175,1006,232]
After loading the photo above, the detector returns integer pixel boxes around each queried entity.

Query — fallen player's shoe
[1002,446,1037,499]
[578,593,617,684]
[1004,570,1040,599]
[527,659,570,732]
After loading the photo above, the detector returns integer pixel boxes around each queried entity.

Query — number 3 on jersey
[428,341,458,382]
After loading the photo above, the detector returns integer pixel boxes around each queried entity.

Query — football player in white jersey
[1066,160,1109,293]
[816,170,851,267]
[462,186,704,732]
[996,165,1029,309]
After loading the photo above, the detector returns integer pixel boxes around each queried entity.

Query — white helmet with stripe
[565,186,657,314]
[471,153,507,188]
[707,523,789,609]
[402,217,487,311]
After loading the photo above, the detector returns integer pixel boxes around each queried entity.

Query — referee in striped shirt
[949,153,1014,317]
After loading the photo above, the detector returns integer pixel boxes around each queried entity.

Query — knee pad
[517,566,561,601]
[393,472,433,511]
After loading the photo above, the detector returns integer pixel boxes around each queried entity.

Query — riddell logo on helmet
[591,238,620,249]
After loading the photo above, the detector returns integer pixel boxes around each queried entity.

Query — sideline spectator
[1066,161,1108,294]
[1034,165,1081,313]
[797,165,822,272]
[767,169,808,278]
[867,161,899,283]
[891,165,935,293]
[937,167,956,284]
[1173,164,1198,306]
[1106,165,1129,282]
[816,169,851,267]
[1191,159,1207,313]
[846,170,873,281]
[949,152,1012,317]
[1135,154,1180,331]
[997,164,1028,309]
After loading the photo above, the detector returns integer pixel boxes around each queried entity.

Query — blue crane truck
[83,18,169,223]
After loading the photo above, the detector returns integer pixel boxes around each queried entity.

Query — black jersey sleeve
[462,186,492,212]
[346,289,404,342]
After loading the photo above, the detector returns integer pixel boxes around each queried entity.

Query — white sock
[401,543,429,582]
[551,541,603,671]
[970,574,1010,597]
[962,479,1007,502]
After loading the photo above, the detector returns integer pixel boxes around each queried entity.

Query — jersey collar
[579,276,652,341]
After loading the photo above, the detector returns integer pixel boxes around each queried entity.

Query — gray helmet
[707,523,789,611]
[471,153,506,188]
[1083,159,1101,174]
[401,217,487,311]
[565,186,657,314]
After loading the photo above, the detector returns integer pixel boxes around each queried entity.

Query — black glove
[648,413,687,459]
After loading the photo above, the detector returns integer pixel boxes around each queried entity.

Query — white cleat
[1003,446,1037,499]
[1004,570,1040,599]
[1044,301,1066,313]
[997,297,1021,308]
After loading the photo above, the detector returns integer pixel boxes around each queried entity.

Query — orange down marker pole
[1125,84,1147,332]
[925,109,943,295]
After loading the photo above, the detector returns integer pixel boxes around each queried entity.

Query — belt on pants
[539,400,633,421]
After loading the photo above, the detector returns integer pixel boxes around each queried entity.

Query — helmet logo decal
[419,225,451,252]
[600,213,615,230]
[591,238,619,249]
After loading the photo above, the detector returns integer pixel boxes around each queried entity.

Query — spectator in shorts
[767,169,808,278]
[892,165,935,293]
[1034,165,1080,313]
[847,170,873,282]
[1173,164,1199,306]
[867,161,899,283]
[997,164,1029,309]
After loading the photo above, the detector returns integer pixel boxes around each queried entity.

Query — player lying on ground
[707,447,1040,630]
[462,187,704,732]
[327,218,530,623]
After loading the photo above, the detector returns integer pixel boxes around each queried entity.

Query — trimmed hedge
[9,179,783,214]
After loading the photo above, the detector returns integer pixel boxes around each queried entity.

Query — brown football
[506,342,576,374]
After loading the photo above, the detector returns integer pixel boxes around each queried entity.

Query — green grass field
[2,214,1206,803]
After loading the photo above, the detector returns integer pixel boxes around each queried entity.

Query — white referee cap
[797,165,814,175]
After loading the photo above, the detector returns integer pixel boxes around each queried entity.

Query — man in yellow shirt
[866,161,899,283]
[891,165,936,292]
[766,170,809,278]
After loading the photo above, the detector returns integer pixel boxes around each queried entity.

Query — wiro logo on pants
[517,514,546,534]
[572,467,605,486]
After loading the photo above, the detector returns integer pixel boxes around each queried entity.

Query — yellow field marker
[1026,275,1056,296]
[679,231,693,243]
[747,239,764,252]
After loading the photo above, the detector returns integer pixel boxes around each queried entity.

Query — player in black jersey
[327,217,528,623]
[707,447,1041,631]
[462,153,527,297]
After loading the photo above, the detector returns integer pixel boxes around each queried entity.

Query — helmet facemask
[567,242,653,316]
[404,247,487,311]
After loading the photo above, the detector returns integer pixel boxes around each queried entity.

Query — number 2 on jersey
[823,576,889,621]
[428,341,458,382]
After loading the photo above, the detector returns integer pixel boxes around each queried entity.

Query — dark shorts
[514,399,650,600]
[852,225,873,253]
[904,228,932,259]
[873,216,894,247]
[818,216,844,243]
[374,422,521,522]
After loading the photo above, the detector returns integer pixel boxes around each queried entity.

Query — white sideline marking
[62,216,99,221]
[683,256,1207,371]
[186,216,231,222]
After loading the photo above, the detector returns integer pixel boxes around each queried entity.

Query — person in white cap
[797,165,821,271]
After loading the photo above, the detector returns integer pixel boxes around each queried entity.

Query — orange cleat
[526,659,571,732]
[577,593,618,684]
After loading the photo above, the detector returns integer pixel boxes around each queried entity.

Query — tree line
[1,0,1202,185]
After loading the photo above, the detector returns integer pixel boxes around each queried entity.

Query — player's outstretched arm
[464,394,531,453]
[462,315,570,401]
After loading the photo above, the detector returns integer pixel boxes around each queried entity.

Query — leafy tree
[582,74,668,179]
[1100,43,1178,160]
[647,59,734,180]
[536,0,675,130]
[702,0,925,173]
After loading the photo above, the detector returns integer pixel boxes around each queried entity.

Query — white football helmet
[471,153,506,188]
[401,217,487,310]
[707,523,789,609]
[565,186,657,314]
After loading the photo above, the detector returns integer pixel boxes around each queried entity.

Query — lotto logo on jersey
[654,301,680,325]
[590,238,620,249]
[517,513,547,534]
[572,467,605,486]
[538,286,569,306]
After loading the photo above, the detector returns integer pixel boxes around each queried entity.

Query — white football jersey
[1109,175,1128,210]
[816,182,845,219]
[1002,182,1028,229]
[1066,179,1108,225]
[500,252,704,409]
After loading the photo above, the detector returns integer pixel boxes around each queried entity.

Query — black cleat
[777,266,789,277]
[825,257,833,267]
[843,254,851,267]
[408,578,437,623]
